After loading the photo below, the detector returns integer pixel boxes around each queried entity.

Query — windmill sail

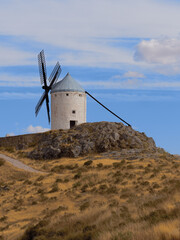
[38,50,47,86]
[35,50,61,123]
[48,62,61,85]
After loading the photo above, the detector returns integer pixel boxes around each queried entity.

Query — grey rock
[24,122,157,160]
[111,132,120,141]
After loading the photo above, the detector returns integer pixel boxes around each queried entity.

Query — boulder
[27,122,157,160]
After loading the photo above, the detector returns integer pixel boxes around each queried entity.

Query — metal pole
[85,91,131,127]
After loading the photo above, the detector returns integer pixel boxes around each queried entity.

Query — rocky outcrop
[27,122,156,160]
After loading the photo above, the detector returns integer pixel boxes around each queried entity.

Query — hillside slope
[0,122,179,240]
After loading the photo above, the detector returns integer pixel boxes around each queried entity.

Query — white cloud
[0,1,180,74]
[0,0,180,68]
[123,71,145,78]
[134,38,180,64]
[81,79,142,89]
[26,125,50,134]
[1,0,180,41]
[0,46,35,66]
[0,74,39,87]
[82,79,180,90]
[59,47,133,68]
[0,92,40,100]
[90,92,178,102]
[5,133,15,137]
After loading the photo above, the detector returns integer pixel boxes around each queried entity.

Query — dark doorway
[70,120,76,128]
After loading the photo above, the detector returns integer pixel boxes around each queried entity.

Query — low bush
[80,201,90,211]
[74,172,81,179]
[84,160,93,166]
[49,183,59,193]
[0,158,5,167]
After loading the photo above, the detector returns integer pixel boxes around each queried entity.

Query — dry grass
[0,150,179,240]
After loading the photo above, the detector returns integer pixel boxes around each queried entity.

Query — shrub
[23,180,32,185]
[36,176,45,182]
[56,178,63,183]
[51,165,65,173]
[81,184,88,192]
[4,146,15,153]
[80,201,90,211]
[142,209,170,224]
[98,184,108,193]
[49,183,59,193]
[96,163,103,168]
[0,216,7,222]
[0,158,5,167]
[113,162,122,168]
[126,164,134,169]
[106,185,118,194]
[74,172,81,179]
[84,160,93,166]
[112,231,132,240]
[64,178,69,183]
[66,164,79,170]
[73,181,81,188]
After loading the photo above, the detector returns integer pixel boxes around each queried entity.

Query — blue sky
[1,0,180,154]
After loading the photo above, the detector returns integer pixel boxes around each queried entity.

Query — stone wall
[0,132,43,150]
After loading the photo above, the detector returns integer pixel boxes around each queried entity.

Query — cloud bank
[0,0,180,69]
[26,125,50,134]
[0,92,40,100]
[134,38,180,64]
[1,0,180,41]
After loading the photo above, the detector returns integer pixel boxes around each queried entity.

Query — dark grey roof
[51,73,85,93]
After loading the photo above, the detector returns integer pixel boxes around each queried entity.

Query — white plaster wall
[51,91,86,130]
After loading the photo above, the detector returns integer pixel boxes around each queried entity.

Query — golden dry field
[0,148,180,240]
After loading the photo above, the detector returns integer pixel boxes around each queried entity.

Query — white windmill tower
[51,72,86,130]
[35,50,131,129]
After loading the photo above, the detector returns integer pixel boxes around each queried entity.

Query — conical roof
[51,73,85,93]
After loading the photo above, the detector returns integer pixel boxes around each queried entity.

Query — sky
[0,0,180,154]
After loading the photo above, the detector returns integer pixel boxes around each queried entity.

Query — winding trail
[0,153,45,174]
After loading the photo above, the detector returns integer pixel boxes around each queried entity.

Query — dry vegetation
[0,148,179,240]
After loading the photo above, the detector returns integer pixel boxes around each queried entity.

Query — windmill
[35,50,61,123]
[35,50,131,129]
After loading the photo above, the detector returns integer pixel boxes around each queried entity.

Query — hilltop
[0,122,179,240]
[0,121,156,160]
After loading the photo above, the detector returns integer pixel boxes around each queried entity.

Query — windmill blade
[35,91,47,117]
[38,50,47,87]
[45,94,50,123]
[48,62,61,87]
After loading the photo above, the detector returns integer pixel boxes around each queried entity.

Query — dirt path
[0,153,45,174]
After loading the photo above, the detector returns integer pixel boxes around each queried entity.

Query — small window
[72,110,76,114]
[79,94,82,97]
[66,93,69,96]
